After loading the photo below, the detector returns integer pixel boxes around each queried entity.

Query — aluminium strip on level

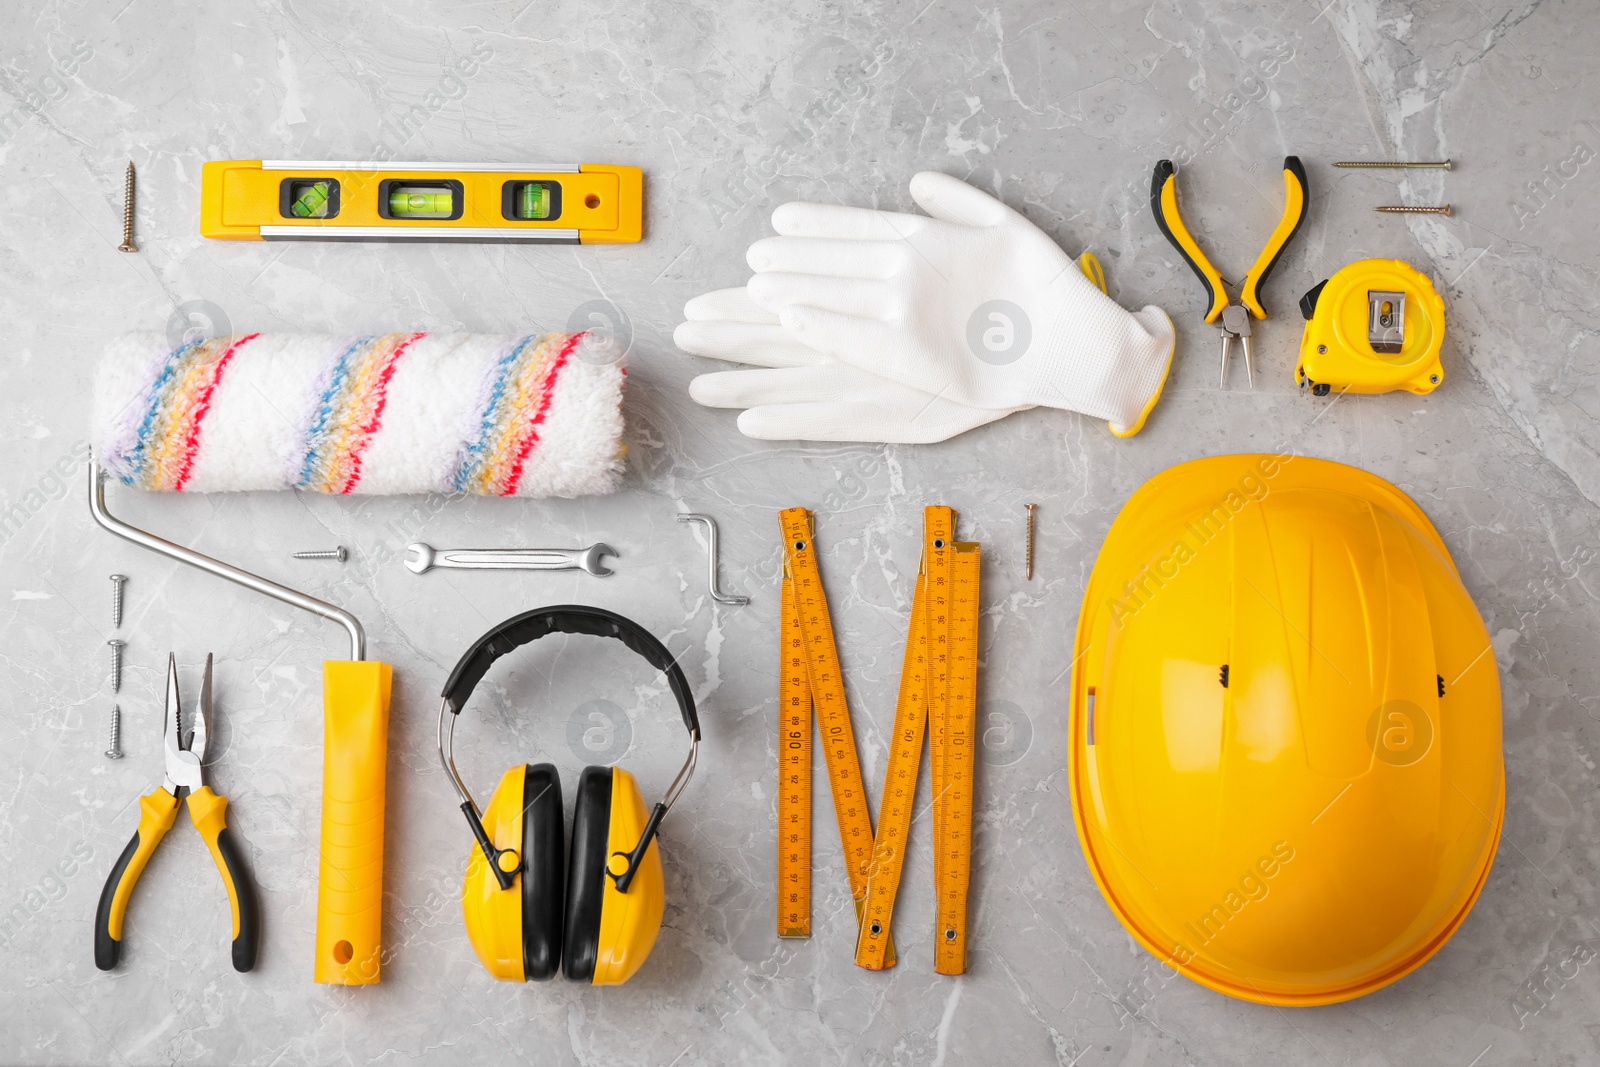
[259,226,581,242]
[260,161,582,172]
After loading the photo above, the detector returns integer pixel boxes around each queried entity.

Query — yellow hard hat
[1069,454,1503,1006]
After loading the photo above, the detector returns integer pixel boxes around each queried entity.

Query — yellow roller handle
[314,659,393,985]
[94,788,178,969]
[1239,156,1309,320]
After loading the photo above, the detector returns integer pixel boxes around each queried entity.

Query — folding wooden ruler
[776,506,980,975]
[854,506,980,975]
[776,507,893,963]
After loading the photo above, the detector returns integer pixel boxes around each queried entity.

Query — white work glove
[677,287,1024,443]
[742,171,1175,435]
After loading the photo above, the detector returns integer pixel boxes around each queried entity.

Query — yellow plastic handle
[188,786,260,972]
[94,788,178,969]
[1239,156,1309,320]
[1150,160,1228,323]
[314,659,393,985]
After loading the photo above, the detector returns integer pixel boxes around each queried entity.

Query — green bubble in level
[388,187,454,218]
[290,180,332,218]
[515,182,550,220]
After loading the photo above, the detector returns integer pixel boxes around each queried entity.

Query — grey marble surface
[1,1,1597,1064]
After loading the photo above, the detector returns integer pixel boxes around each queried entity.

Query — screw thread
[1025,504,1037,581]
[1375,204,1452,216]
[106,704,123,759]
[292,547,348,561]
[110,575,126,629]
[118,162,137,253]
[108,640,124,693]
[1335,160,1452,170]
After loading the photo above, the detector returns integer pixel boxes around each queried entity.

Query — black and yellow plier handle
[1150,156,1309,386]
[93,654,259,973]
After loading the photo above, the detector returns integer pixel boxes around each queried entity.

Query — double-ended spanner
[404,542,617,576]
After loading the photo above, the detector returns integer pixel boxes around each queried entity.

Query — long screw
[107,638,126,693]
[1025,504,1037,581]
[110,574,127,629]
[117,162,137,253]
[105,704,123,760]
[293,547,348,561]
[1376,204,1452,216]
[1335,160,1452,170]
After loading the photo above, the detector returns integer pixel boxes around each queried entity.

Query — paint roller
[88,330,626,983]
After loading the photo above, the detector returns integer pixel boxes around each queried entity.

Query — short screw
[293,547,348,562]
[110,574,127,629]
[1025,503,1038,581]
[118,161,137,253]
[105,704,123,760]
[1375,204,1452,216]
[107,638,126,693]
[1335,160,1452,170]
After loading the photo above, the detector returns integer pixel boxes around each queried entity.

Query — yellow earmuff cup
[592,767,664,986]
[462,766,528,982]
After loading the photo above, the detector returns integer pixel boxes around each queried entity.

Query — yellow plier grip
[1150,159,1229,323]
[1239,156,1309,319]
[187,786,261,973]
[94,788,179,970]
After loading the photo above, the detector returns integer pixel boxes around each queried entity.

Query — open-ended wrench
[404,542,617,577]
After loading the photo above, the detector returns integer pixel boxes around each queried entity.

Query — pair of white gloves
[674,172,1176,444]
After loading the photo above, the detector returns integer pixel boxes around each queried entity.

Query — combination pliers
[94,653,260,972]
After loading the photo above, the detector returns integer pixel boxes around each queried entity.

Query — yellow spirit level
[1295,258,1445,396]
[200,161,642,243]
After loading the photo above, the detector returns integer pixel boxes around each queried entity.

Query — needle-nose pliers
[94,653,260,972]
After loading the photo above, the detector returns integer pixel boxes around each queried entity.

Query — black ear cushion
[520,763,565,981]
[562,766,614,982]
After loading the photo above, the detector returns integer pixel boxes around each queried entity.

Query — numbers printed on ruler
[853,506,981,975]
[776,508,894,964]
[774,505,979,974]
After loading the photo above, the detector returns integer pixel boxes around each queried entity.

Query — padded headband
[441,605,700,740]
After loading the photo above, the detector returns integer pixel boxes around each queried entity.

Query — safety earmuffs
[437,605,700,985]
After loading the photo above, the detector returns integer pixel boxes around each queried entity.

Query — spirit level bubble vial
[200,160,643,244]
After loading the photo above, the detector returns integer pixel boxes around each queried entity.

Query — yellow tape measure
[855,507,980,974]
[777,508,893,961]
[777,506,979,974]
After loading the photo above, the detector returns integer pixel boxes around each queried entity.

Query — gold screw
[1375,204,1451,216]
[1025,503,1037,580]
[118,161,137,253]
[1335,160,1452,170]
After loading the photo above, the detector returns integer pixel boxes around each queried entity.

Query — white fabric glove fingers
[748,272,894,319]
[908,171,1010,228]
[747,236,904,279]
[778,304,900,363]
[771,201,930,241]
[674,320,823,368]
[736,397,1014,444]
[690,366,857,408]
[684,287,776,324]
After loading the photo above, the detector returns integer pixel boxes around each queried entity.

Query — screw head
[107,638,125,648]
